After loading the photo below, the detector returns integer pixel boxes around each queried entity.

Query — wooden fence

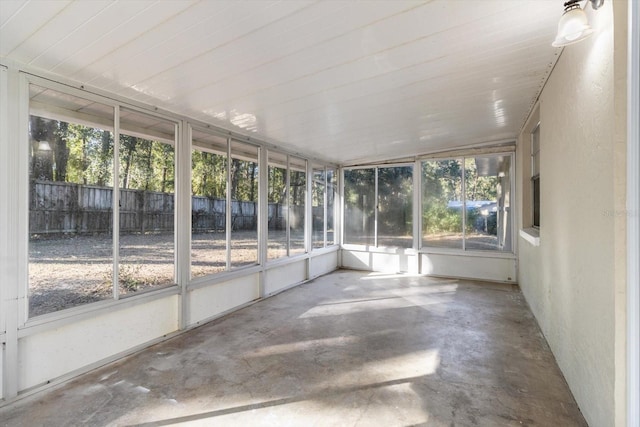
[29,181,320,235]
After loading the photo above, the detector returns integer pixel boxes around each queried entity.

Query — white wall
[516,2,626,426]
[18,295,179,391]
[341,248,516,283]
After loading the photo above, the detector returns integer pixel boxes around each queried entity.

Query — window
[28,87,179,316]
[326,168,336,245]
[28,85,115,316]
[312,165,337,249]
[118,108,176,296]
[190,132,259,277]
[377,166,413,248]
[344,165,413,248]
[344,168,375,246]
[531,123,540,228]
[464,155,512,251]
[312,165,326,249]
[191,129,227,278]
[289,156,306,256]
[421,154,513,252]
[267,152,307,259]
[268,151,287,259]
[421,159,464,249]
[230,140,259,268]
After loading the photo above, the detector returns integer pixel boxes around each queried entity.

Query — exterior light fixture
[37,140,52,151]
[552,0,604,47]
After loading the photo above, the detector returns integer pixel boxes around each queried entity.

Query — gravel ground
[28,231,272,317]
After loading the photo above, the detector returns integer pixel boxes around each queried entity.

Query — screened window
[28,88,179,316]
[289,156,306,255]
[344,166,413,248]
[267,152,307,259]
[118,108,176,296]
[377,166,413,248]
[327,168,336,245]
[421,159,464,249]
[191,129,227,278]
[230,140,259,268]
[190,132,259,277]
[28,85,115,316]
[531,123,540,228]
[312,165,337,249]
[422,154,512,252]
[344,168,375,246]
[268,152,288,259]
[312,165,326,249]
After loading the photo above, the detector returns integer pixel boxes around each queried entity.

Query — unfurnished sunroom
[0,1,638,426]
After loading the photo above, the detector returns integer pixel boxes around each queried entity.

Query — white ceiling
[0,0,562,165]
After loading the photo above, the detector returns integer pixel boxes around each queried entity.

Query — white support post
[413,160,421,252]
[627,0,640,424]
[374,167,379,248]
[0,66,7,400]
[323,167,328,248]
[413,160,421,274]
[305,159,312,279]
[258,147,268,297]
[285,155,291,257]
[2,68,28,399]
[113,106,120,300]
[177,121,191,330]
[226,138,232,271]
[461,158,467,251]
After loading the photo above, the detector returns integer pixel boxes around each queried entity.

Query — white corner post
[628,0,640,425]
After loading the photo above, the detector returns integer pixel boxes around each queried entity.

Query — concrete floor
[0,270,587,426]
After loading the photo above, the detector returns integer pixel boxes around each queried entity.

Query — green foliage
[423,202,462,234]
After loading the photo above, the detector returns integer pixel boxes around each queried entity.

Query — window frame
[531,122,541,229]
[418,151,515,255]
[342,162,414,249]
[25,81,185,318]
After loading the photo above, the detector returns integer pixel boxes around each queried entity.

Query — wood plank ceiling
[0,0,563,165]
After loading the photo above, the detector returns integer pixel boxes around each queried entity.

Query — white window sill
[519,228,540,246]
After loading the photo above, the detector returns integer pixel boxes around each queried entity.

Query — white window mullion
[374,167,379,248]
[226,138,232,271]
[113,106,120,300]
[461,158,466,251]
[286,155,291,257]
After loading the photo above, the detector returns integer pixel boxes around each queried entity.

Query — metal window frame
[342,162,414,249]
[418,152,515,255]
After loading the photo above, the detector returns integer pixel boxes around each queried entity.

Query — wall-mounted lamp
[37,140,52,151]
[552,0,604,47]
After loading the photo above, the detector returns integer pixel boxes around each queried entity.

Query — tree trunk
[54,122,69,182]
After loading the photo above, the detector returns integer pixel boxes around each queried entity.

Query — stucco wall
[516,2,626,426]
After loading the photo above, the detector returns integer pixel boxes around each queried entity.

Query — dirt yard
[28,231,267,317]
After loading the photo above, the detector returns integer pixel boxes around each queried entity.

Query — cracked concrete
[0,270,587,426]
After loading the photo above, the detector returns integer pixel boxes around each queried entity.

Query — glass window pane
[191,129,227,278]
[268,151,287,259]
[312,165,326,249]
[230,140,259,268]
[118,108,175,296]
[289,156,306,255]
[421,159,463,249]
[377,166,413,248]
[28,85,115,316]
[344,168,375,245]
[326,168,336,246]
[464,155,512,251]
